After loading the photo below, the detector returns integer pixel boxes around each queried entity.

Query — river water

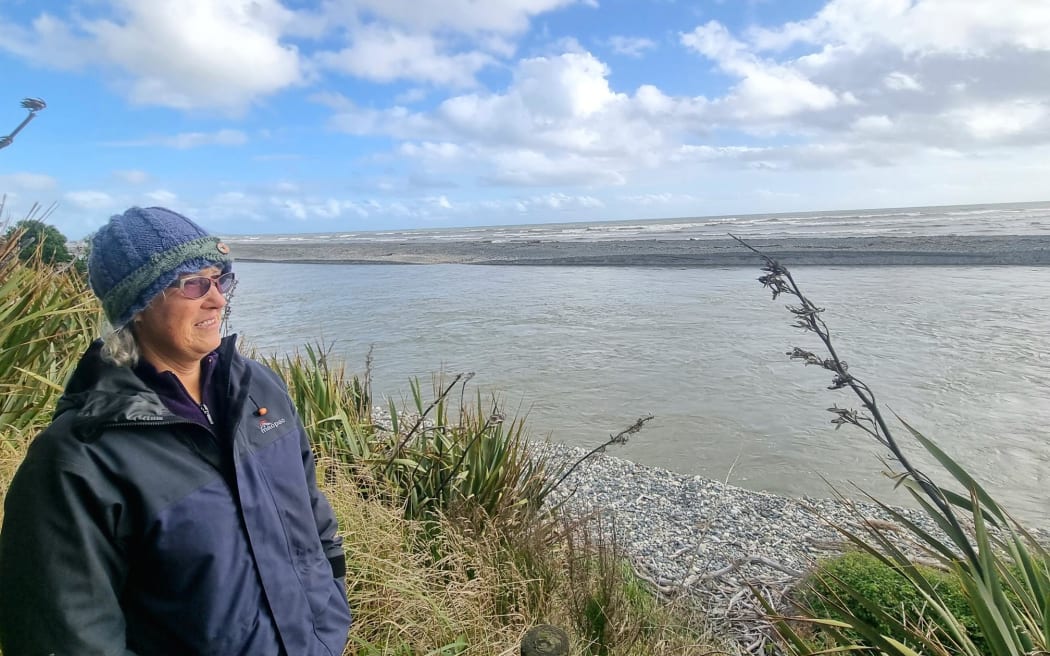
[227,260,1049,524]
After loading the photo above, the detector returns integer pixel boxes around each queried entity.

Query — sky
[1,0,1049,239]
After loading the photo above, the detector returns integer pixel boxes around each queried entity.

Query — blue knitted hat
[88,207,233,327]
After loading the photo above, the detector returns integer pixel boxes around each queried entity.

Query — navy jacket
[0,336,352,655]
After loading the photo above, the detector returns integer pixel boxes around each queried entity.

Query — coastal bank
[227,235,1050,267]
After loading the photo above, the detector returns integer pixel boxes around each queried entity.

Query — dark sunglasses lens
[216,272,236,293]
[181,278,211,299]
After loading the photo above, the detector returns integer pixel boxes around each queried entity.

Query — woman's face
[134,266,228,372]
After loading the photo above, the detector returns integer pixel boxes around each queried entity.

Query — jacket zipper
[102,419,186,430]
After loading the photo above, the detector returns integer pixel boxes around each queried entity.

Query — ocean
[226,201,1050,523]
[230,200,1050,244]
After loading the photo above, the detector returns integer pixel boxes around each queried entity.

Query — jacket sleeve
[0,449,140,656]
[297,416,346,579]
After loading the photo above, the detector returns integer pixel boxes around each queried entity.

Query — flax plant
[391,377,556,526]
[735,236,1050,656]
[267,345,559,531]
[0,212,101,445]
[264,342,374,461]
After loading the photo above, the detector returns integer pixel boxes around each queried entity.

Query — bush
[796,551,981,653]
[4,218,73,266]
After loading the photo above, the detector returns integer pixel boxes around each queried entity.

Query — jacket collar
[57,334,241,433]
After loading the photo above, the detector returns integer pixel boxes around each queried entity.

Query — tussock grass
[323,464,723,655]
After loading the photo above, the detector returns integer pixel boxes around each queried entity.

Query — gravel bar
[229,235,1050,267]
[537,443,1045,654]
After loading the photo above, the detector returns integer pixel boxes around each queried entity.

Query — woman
[0,207,352,655]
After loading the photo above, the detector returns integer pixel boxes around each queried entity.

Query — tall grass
[0,213,101,445]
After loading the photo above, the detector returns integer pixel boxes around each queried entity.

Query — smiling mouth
[195,317,219,328]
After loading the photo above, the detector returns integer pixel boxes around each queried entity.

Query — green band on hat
[102,236,232,324]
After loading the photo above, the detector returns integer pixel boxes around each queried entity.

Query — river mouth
[229,261,1050,526]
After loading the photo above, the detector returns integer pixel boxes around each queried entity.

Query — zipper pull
[201,402,214,426]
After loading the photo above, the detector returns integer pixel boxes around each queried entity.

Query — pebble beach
[538,443,1046,654]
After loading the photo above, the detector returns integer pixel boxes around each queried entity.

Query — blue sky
[1,0,1048,238]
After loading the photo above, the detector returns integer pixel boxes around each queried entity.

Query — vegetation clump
[795,550,982,653]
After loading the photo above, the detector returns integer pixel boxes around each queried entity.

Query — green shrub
[796,551,982,653]
[4,218,73,266]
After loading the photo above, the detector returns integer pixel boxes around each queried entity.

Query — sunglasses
[171,271,236,300]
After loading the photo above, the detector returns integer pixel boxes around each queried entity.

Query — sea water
[227,203,1050,524]
[232,200,1050,244]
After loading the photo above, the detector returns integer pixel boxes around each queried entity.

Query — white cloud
[277,198,307,220]
[342,0,589,34]
[8,0,1049,225]
[316,26,494,87]
[620,192,701,206]
[884,71,921,91]
[214,191,251,204]
[0,0,305,112]
[65,190,115,210]
[852,114,894,133]
[400,142,465,160]
[428,195,453,210]
[145,189,178,204]
[748,0,1050,56]
[0,172,58,192]
[95,0,304,112]
[324,49,710,188]
[483,150,626,186]
[113,169,150,184]
[608,35,656,58]
[522,192,604,210]
[681,21,840,121]
[311,0,597,88]
[332,49,706,187]
[0,13,94,69]
[108,129,248,149]
[674,0,1050,163]
[951,101,1048,140]
[395,87,429,104]
[513,52,618,118]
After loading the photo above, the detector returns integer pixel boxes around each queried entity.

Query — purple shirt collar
[134,351,221,429]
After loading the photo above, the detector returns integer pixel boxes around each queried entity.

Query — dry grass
[321,461,729,655]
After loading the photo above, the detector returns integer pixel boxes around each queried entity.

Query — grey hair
[100,322,140,368]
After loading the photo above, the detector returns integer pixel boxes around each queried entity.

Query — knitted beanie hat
[88,207,233,327]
